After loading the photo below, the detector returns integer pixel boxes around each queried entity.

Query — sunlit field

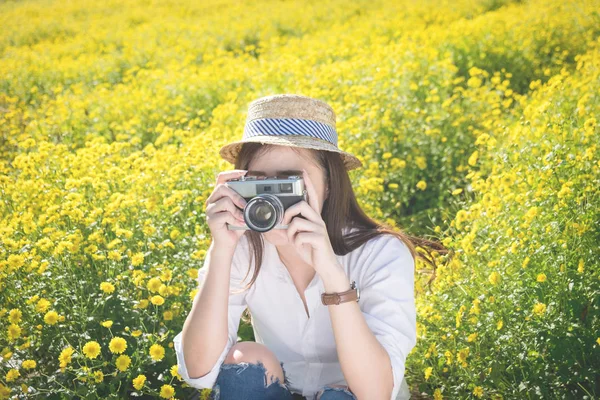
[1,0,599,398]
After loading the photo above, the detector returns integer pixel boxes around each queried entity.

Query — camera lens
[244,194,284,232]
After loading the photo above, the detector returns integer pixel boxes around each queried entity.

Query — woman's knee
[316,384,356,400]
[223,341,285,385]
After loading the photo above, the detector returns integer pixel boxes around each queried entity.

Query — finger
[287,216,320,244]
[282,200,322,226]
[293,232,319,249]
[207,197,245,221]
[205,183,248,210]
[302,168,320,214]
[209,210,247,227]
[215,169,248,185]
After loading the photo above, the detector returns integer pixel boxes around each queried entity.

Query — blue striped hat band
[243,117,338,147]
[218,93,363,170]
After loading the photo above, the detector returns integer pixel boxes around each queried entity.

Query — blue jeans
[208,360,357,400]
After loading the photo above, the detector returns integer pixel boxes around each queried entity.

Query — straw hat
[219,94,363,170]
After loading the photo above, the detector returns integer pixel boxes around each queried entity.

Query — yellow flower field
[0,0,598,398]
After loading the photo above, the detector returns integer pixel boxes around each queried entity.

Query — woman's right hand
[204,169,249,250]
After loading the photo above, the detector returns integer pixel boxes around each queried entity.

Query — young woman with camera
[173,94,446,400]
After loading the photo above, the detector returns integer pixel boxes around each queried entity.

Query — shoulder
[356,233,414,282]
[344,226,411,262]
[367,233,411,259]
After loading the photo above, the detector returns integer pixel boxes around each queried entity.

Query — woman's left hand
[282,169,340,276]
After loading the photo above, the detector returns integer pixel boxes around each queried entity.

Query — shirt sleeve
[357,234,417,400]
[173,235,253,390]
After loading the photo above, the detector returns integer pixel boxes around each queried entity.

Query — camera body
[225,175,307,232]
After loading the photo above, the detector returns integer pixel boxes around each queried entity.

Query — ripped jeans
[208,360,358,400]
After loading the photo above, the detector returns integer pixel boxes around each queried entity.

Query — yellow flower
[536,273,547,282]
[147,277,162,293]
[132,330,143,337]
[107,238,122,250]
[382,152,392,159]
[58,347,74,369]
[131,252,145,266]
[583,117,596,131]
[137,299,149,309]
[100,282,115,294]
[455,209,469,230]
[7,324,21,341]
[83,341,101,359]
[160,384,175,399]
[101,320,113,328]
[116,354,131,372]
[8,309,22,324]
[473,386,484,398]
[44,311,59,325]
[36,299,51,313]
[108,250,122,261]
[133,374,146,390]
[6,369,20,382]
[149,344,165,361]
[415,156,427,170]
[522,256,530,269]
[93,370,104,383]
[109,337,127,354]
[444,350,453,365]
[424,366,433,381]
[151,295,165,306]
[467,76,482,88]
[163,311,173,321]
[468,150,479,166]
[496,320,503,330]
[388,183,399,190]
[488,271,501,285]
[433,388,443,400]
[416,180,427,191]
[469,299,481,316]
[457,348,469,366]
[7,254,25,270]
[577,258,584,273]
[22,360,36,369]
[160,269,173,282]
[467,332,478,342]
[170,364,181,379]
[390,158,406,169]
[533,302,547,316]
[451,188,463,195]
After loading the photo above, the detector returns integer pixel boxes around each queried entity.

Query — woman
[173,94,446,400]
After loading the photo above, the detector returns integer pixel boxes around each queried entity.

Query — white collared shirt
[173,227,417,400]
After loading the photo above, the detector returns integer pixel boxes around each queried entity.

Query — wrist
[321,263,351,293]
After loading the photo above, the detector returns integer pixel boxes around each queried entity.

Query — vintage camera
[225,175,307,232]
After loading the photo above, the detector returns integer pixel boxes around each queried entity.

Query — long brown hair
[233,142,449,293]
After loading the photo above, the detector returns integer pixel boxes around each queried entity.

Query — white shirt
[174,227,417,400]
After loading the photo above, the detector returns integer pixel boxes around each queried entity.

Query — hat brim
[219,135,363,171]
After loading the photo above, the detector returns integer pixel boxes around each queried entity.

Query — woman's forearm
[321,263,394,400]
[181,241,236,378]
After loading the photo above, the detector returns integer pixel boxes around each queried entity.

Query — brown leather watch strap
[321,281,360,305]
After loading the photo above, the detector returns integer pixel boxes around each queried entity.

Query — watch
[321,281,360,305]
